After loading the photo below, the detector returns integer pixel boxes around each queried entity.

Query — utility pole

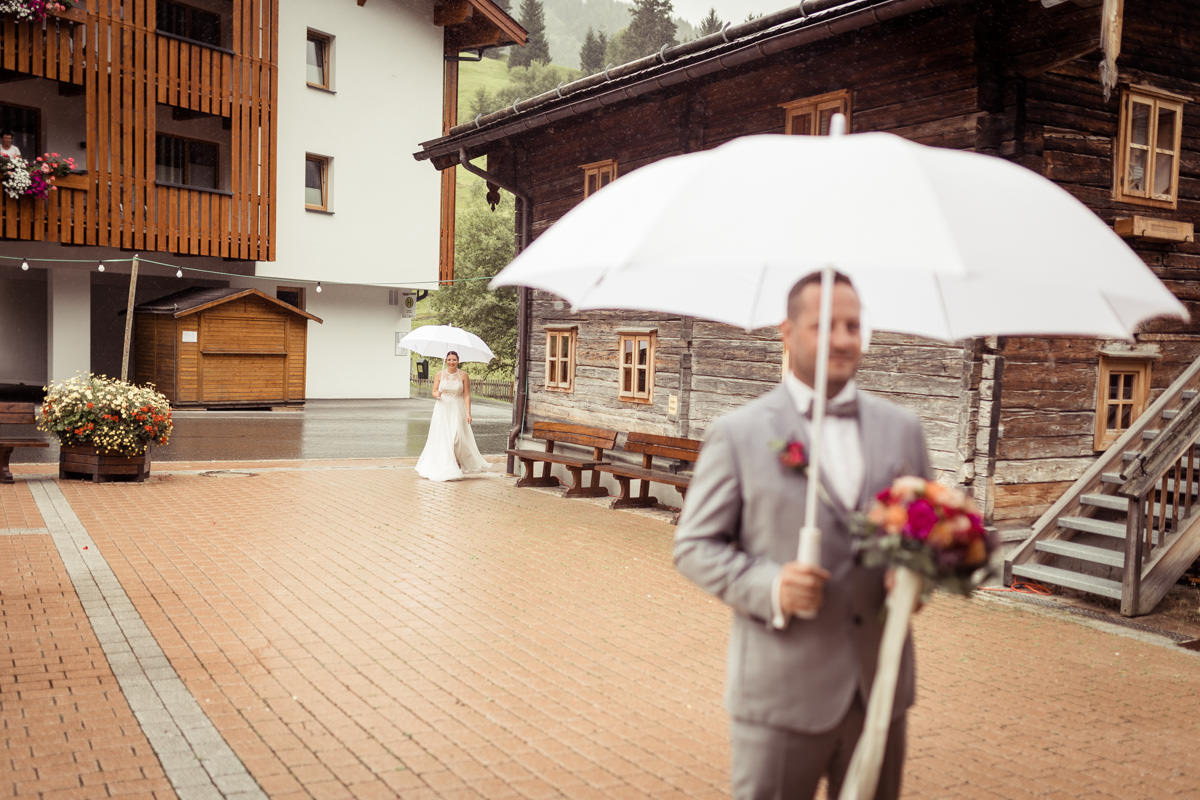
[120,254,139,380]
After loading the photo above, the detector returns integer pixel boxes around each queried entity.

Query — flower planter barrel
[59,445,151,483]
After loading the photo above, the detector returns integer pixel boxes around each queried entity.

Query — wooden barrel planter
[59,446,152,483]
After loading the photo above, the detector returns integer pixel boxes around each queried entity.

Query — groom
[674,271,931,800]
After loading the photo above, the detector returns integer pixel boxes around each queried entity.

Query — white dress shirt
[772,373,865,627]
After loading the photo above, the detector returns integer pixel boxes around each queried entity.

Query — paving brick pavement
[2,461,1199,799]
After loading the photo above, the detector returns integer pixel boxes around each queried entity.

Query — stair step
[1162,409,1178,420]
[1184,390,1197,400]
[1081,493,1127,511]
[1102,472,1124,485]
[1035,539,1125,567]
[1059,516,1126,538]
[1122,450,1139,462]
[1142,429,1161,440]
[1010,563,1123,600]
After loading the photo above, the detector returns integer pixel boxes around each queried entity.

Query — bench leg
[611,476,657,509]
[564,467,608,499]
[514,458,558,489]
[671,486,689,525]
[0,447,13,484]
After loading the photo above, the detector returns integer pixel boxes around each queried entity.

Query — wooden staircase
[1005,357,1200,616]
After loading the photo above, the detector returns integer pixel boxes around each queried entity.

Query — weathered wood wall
[987,0,1200,522]
[0,0,277,259]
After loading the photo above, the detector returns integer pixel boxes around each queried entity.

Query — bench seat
[0,402,51,484]
[597,431,703,517]
[507,420,619,498]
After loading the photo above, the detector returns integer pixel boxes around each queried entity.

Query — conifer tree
[579,27,607,74]
[697,7,722,36]
[509,0,552,67]
[621,0,677,61]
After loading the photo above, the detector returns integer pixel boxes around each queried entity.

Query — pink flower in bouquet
[902,498,938,539]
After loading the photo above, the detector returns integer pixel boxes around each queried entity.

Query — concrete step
[1035,539,1124,568]
[1059,516,1126,538]
[1080,493,1127,512]
[1010,563,1123,600]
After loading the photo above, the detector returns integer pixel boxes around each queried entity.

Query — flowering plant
[38,373,173,456]
[1,152,77,199]
[0,0,74,22]
[854,475,995,596]
[771,437,808,473]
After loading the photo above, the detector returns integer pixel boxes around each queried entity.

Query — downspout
[458,148,532,476]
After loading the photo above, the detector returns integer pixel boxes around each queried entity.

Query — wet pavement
[12,398,514,463]
[2,463,1199,799]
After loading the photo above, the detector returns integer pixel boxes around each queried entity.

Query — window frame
[544,326,577,392]
[306,29,333,91]
[156,0,223,50]
[581,159,618,198]
[276,286,306,311]
[0,102,42,159]
[305,153,331,212]
[155,132,220,191]
[1114,86,1186,209]
[617,330,655,404]
[780,89,851,136]
[1094,356,1152,450]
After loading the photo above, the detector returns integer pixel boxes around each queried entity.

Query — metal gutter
[415,0,964,165]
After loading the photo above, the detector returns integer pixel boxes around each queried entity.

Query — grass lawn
[458,56,512,120]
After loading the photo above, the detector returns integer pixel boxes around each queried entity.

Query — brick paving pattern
[3,461,1199,798]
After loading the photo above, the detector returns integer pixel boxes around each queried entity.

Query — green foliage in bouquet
[39,373,173,456]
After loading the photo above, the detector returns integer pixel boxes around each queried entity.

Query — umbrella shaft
[798,266,835,560]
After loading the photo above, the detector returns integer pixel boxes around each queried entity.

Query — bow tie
[804,395,859,419]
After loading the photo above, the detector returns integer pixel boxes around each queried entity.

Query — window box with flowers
[38,374,173,482]
[1,152,78,200]
[0,0,76,23]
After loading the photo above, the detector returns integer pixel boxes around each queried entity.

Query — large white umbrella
[488,126,1188,799]
[398,324,495,364]
[491,131,1185,339]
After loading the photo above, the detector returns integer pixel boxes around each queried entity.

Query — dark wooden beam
[445,21,506,52]
[435,0,474,26]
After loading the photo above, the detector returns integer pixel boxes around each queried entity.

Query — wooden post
[1121,495,1145,616]
[120,254,139,380]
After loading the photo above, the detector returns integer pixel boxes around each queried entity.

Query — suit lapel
[769,384,851,525]
[855,393,883,511]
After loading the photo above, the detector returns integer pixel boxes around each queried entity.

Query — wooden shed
[132,288,322,408]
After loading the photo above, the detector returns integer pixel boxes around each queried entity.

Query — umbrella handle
[797,266,835,567]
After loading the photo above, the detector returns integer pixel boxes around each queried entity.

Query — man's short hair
[0,131,13,139]
[786,270,854,321]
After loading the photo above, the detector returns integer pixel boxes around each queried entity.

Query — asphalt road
[12,398,514,463]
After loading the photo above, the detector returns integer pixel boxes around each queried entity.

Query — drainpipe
[457,149,532,476]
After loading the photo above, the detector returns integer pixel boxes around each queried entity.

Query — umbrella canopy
[491,132,1187,339]
[399,325,495,364]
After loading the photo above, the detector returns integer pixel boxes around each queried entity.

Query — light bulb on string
[176,268,183,278]
[315,282,322,293]
[20,259,29,271]
[97,261,105,272]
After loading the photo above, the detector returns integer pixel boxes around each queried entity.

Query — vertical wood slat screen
[0,0,276,259]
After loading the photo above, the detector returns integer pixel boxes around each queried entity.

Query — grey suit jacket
[673,384,932,734]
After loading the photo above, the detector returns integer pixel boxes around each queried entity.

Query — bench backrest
[624,431,703,466]
[0,402,37,425]
[531,420,618,452]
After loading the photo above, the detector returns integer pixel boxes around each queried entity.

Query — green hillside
[457,57,513,121]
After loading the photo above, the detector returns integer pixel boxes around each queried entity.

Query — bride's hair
[445,350,459,361]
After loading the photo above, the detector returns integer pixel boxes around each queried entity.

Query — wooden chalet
[417,0,1200,614]
[132,287,321,408]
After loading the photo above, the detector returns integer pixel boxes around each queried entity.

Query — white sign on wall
[182,330,198,343]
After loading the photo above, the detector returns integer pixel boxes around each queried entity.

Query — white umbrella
[491,131,1185,339]
[398,325,495,364]
[488,125,1188,799]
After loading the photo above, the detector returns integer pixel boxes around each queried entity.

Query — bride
[415,350,490,481]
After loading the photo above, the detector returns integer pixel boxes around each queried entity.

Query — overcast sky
[670,0,784,26]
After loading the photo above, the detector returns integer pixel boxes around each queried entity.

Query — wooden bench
[506,420,618,498]
[0,402,50,484]
[597,431,703,514]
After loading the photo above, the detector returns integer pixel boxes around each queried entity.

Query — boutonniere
[771,437,808,473]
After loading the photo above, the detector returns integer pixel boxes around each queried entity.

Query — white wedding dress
[415,369,489,481]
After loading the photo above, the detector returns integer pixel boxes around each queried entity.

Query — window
[1094,356,1151,450]
[156,133,219,189]
[618,331,655,403]
[276,287,305,311]
[307,30,332,89]
[781,89,851,135]
[0,103,40,158]
[1115,87,1185,208]
[582,159,617,197]
[305,154,330,210]
[157,0,222,48]
[545,328,576,392]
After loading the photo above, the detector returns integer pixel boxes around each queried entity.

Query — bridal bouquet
[839,476,995,800]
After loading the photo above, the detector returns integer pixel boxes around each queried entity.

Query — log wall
[0,0,277,259]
